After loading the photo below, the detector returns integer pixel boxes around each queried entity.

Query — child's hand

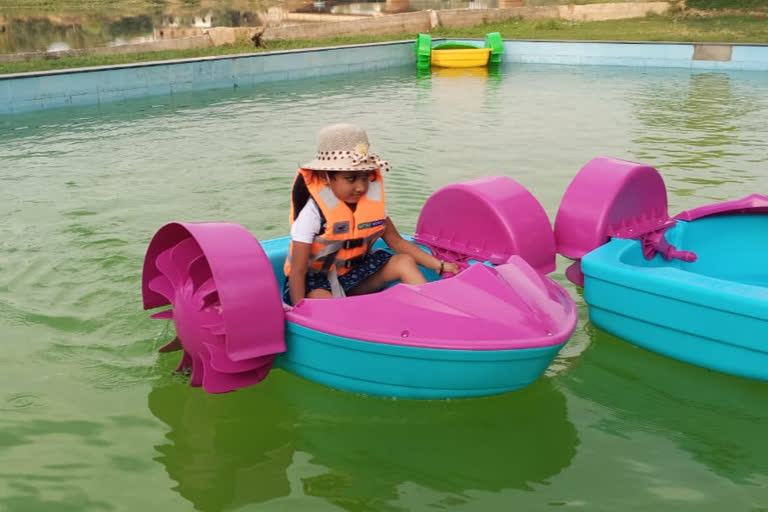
[442,261,460,275]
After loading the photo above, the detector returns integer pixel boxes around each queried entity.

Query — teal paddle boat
[554,157,768,381]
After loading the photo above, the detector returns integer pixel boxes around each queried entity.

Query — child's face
[329,171,373,204]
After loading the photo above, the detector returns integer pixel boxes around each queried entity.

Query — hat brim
[300,158,379,172]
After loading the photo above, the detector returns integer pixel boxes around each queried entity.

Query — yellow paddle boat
[415,33,503,70]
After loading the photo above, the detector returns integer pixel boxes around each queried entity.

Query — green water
[1,64,768,511]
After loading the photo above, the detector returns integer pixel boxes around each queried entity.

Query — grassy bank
[685,0,768,10]
[2,13,768,75]
[432,13,768,42]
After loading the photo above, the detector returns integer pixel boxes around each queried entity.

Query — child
[283,123,459,306]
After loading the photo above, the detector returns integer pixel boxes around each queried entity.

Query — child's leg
[287,273,333,302]
[307,288,333,299]
[348,254,426,296]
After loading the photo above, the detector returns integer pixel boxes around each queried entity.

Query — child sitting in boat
[283,123,458,306]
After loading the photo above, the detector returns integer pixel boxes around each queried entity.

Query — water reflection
[413,64,506,173]
[149,372,578,510]
[563,325,768,485]
[630,71,767,203]
[416,65,503,95]
[149,378,296,510]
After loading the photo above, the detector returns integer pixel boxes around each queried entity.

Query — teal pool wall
[503,41,768,71]
[0,42,415,115]
[1,39,767,115]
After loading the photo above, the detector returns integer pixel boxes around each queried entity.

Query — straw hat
[301,123,391,172]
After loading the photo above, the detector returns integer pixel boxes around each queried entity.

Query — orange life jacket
[284,168,387,278]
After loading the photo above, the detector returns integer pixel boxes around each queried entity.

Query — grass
[685,0,768,10]
[431,13,768,42]
[2,13,768,75]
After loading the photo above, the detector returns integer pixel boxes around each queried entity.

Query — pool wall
[503,40,768,71]
[1,39,767,115]
[0,42,415,115]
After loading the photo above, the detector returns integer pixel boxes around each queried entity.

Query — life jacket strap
[338,254,368,269]
[312,230,383,260]
[304,229,386,278]
[328,269,345,298]
[308,252,367,274]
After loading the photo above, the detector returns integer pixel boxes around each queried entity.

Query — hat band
[314,149,390,172]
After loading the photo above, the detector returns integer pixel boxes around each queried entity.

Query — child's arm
[381,218,459,275]
[288,241,312,305]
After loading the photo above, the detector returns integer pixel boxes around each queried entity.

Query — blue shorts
[283,249,394,305]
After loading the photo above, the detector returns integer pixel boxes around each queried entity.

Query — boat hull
[582,216,768,380]
[431,48,491,68]
[261,236,574,398]
[277,323,567,399]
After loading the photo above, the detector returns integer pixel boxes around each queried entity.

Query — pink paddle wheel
[142,222,285,393]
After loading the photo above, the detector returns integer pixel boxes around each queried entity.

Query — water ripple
[0,393,43,412]
[1,63,768,510]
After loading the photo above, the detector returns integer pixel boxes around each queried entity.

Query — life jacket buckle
[342,238,365,250]
[342,254,367,268]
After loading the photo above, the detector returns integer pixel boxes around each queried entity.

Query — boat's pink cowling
[676,194,768,221]
[414,175,557,274]
[555,157,670,260]
[142,222,285,393]
[287,255,576,350]
[554,157,671,285]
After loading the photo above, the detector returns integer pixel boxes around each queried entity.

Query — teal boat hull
[261,237,570,399]
[582,214,768,380]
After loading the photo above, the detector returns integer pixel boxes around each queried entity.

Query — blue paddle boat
[142,175,578,397]
[554,157,768,381]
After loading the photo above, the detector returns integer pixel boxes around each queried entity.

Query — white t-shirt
[290,199,388,243]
